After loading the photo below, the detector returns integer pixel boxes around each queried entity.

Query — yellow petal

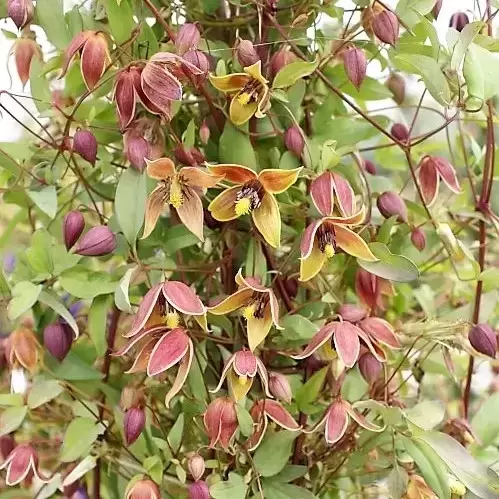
[145,157,175,179]
[209,73,250,92]
[299,241,327,281]
[229,94,258,126]
[142,185,166,239]
[252,193,281,248]
[334,225,378,261]
[324,206,366,226]
[228,370,253,401]
[209,288,253,315]
[258,168,302,194]
[208,185,240,221]
[247,307,273,351]
[244,61,268,85]
[255,85,271,118]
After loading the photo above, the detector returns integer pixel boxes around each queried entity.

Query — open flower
[209,61,270,125]
[208,164,301,248]
[355,269,394,311]
[142,158,224,240]
[0,444,48,486]
[209,269,281,351]
[203,397,238,450]
[417,155,461,206]
[247,399,301,450]
[211,349,271,401]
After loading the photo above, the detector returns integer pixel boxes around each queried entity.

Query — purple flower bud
[386,73,405,105]
[391,123,409,142]
[174,145,205,166]
[63,210,85,250]
[187,453,205,481]
[411,227,426,252]
[188,480,210,499]
[450,12,469,32]
[74,226,117,257]
[377,191,408,223]
[343,47,367,90]
[124,407,145,446]
[176,23,201,55]
[432,0,442,19]
[8,0,34,30]
[358,352,382,384]
[43,322,73,361]
[3,252,16,274]
[68,300,84,319]
[70,486,89,499]
[364,159,377,175]
[338,304,367,323]
[270,47,296,78]
[0,434,15,461]
[236,39,260,67]
[283,277,298,299]
[73,129,97,166]
[183,50,210,80]
[469,324,497,358]
[268,372,292,403]
[284,125,305,157]
[199,120,210,145]
[125,133,150,172]
[373,10,400,46]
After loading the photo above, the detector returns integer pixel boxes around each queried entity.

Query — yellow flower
[209,61,271,125]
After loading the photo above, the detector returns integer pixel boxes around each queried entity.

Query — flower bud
[187,453,205,481]
[203,397,238,449]
[432,0,442,19]
[0,443,46,486]
[176,23,201,55]
[391,123,409,142]
[125,478,161,499]
[270,47,297,77]
[411,227,426,252]
[63,210,85,250]
[174,145,205,166]
[0,434,15,461]
[343,47,366,90]
[14,38,40,88]
[386,73,405,105]
[199,120,210,145]
[236,39,260,68]
[188,480,210,499]
[124,407,145,446]
[450,12,469,32]
[360,3,385,37]
[183,50,210,83]
[283,277,298,299]
[469,324,497,358]
[377,191,408,223]
[43,322,73,362]
[373,10,399,46]
[364,159,377,175]
[73,129,97,166]
[284,125,305,157]
[3,253,16,274]
[358,352,382,384]
[124,131,150,172]
[338,304,367,323]
[120,386,144,411]
[74,226,117,257]
[8,0,34,30]
[268,372,292,403]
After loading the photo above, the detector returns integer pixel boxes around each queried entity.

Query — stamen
[169,179,184,208]
[236,93,252,106]
[317,223,337,258]
[241,292,269,320]
[235,180,265,216]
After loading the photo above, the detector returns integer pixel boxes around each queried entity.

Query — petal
[235,268,267,292]
[325,401,349,444]
[418,158,439,206]
[181,167,224,189]
[356,327,386,362]
[176,188,205,241]
[164,339,193,407]
[332,173,356,217]
[146,157,175,180]
[208,186,239,221]
[142,62,182,109]
[210,354,236,393]
[324,205,366,226]
[60,31,91,77]
[163,281,206,316]
[360,318,400,348]
[247,402,268,450]
[299,240,327,282]
[147,328,190,376]
[228,370,253,401]
[233,349,258,377]
[291,322,337,360]
[255,85,271,118]
[252,193,281,248]
[125,337,156,374]
[114,327,163,355]
[346,402,385,432]
[194,313,208,332]
[80,33,108,90]
[209,72,250,92]
[334,225,377,261]
[269,292,282,330]
[333,322,361,368]
[263,399,300,430]
[5,453,35,486]
[310,172,335,216]
[258,168,302,194]
[244,61,268,85]
[300,220,323,259]
[114,70,137,130]
[208,288,253,315]
[208,164,257,185]
[256,358,272,397]
[434,157,461,193]
[247,307,273,351]
[229,95,258,126]
[127,285,164,337]
[142,185,167,239]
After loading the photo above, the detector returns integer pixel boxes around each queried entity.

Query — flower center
[165,311,180,329]
[235,180,265,216]
[236,80,262,106]
[162,176,186,209]
[317,223,337,258]
[241,292,269,320]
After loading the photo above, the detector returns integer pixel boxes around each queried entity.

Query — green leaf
[219,122,257,169]
[0,394,24,407]
[60,417,104,462]
[38,290,79,338]
[115,168,147,246]
[26,229,54,276]
[59,268,119,299]
[245,239,267,280]
[280,314,319,341]
[29,58,51,112]
[47,351,103,381]
[27,379,64,409]
[88,295,110,356]
[163,224,199,254]
[7,281,42,321]
[450,21,484,70]
[262,481,317,499]
[143,456,163,485]
[395,0,436,28]
[295,367,327,411]
[471,392,499,446]
[464,43,499,103]
[35,0,72,50]
[235,403,254,437]
[272,58,319,89]
[28,186,57,219]
[101,0,135,45]
[405,400,445,430]
[358,242,419,282]
[114,267,134,313]
[0,405,28,436]
[254,431,298,477]
[210,473,248,499]
[168,413,184,452]
[182,119,196,148]
[270,465,308,483]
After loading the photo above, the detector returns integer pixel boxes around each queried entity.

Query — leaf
[235,403,254,437]
[7,281,42,321]
[29,58,51,112]
[26,229,54,276]
[101,0,135,45]
[272,58,319,89]
[358,242,419,282]
[38,290,79,338]
[295,367,327,411]
[219,122,257,169]
[27,379,64,409]
[115,168,147,247]
[464,43,499,103]
[245,239,267,281]
[168,413,184,453]
[395,0,436,28]
[262,481,317,499]
[60,417,104,462]
[35,0,72,50]
[47,351,103,381]
[405,400,445,430]
[182,119,196,148]
[280,314,319,341]
[0,405,28,436]
[472,393,499,447]
[163,224,199,254]
[210,473,248,499]
[114,267,134,313]
[450,21,485,70]
[28,186,57,219]
[62,455,97,487]
[143,456,163,485]
[254,431,298,477]
[60,268,119,300]
[88,295,110,356]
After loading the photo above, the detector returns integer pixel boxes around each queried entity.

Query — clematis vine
[208,164,301,248]
[211,349,271,401]
[209,61,270,125]
[0,444,48,486]
[209,269,281,351]
[417,156,461,206]
[142,157,224,240]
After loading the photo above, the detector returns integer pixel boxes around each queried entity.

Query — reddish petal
[60,31,91,77]
[269,292,282,330]
[434,156,461,193]
[310,172,335,216]
[332,173,355,217]
[126,284,163,337]
[258,168,302,194]
[333,322,361,368]
[263,399,300,430]
[325,401,349,444]
[125,337,156,373]
[147,328,190,376]
[204,399,226,447]
[300,220,322,259]
[247,404,268,451]
[210,354,236,393]
[80,33,108,90]
[291,322,337,359]
[141,62,182,111]
[176,188,205,241]
[346,402,385,432]
[359,317,400,348]
[114,70,137,130]
[3,446,35,486]
[208,164,257,184]
[142,186,167,239]
[418,157,439,206]
[114,328,162,356]
[235,268,267,292]
[233,350,258,377]
[164,339,193,407]
[163,281,205,316]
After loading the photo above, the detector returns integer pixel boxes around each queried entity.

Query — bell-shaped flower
[355,268,393,311]
[307,398,384,444]
[211,349,271,401]
[142,158,224,240]
[0,444,48,486]
[310,170,357,218]
[417,155,461,206]
[246,399,301,450]
[358,317,400,354]
[209,61,270,125]
[208,164,301,248]
[5,326,39,372]
[203,397,239,450]
[209,269,282,351]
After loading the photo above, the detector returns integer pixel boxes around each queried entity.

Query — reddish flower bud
[268,372,292,403]
[343,47,366,90]
[411,227,426,252]
[432,0,442,19]
[358,352,382,384]
[124,407,145,446]
[187,453,205,481]
[124,131,150,172]
[63,210,85,251]
[182,50,210,83]
[0,435,15,461]
[203,397,238,449]
[174,145,205,166]
[236,39,260,67]
[377,191,408,223]
[73,129,97,166]
[386,73,405,105]
[14,38,40,88]
[270,47,297,77]
[188,480,210,499]
[74,226,117,257]
[176,23,201,55]
[5,327,39,372]
[7,0,34,29]
[360,3,385,36]
[373,10,400,46]
[283,277,298,299]
[43,322,73,362]
[338,304,367,323]
[199,120,210,145]
[364,159,377,175]
[120,386,144,411]
[469,324,497,358]
[284,125,305,157]
[0,444,47,485]
[125,478,161,499]
[391,123,409,142]
[450,12,469,32]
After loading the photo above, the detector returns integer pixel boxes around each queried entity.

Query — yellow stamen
[165,311,180,329]
[324,243,335,258]
[235,197,252,216]
[242,304,256,321]
[236,92,251,106]
[237,374,248,386]
[169,180,183,209]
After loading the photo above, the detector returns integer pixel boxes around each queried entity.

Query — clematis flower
[246,399,300,450]
[417,155,461,206]
[208,164,301,248]
[355,269,394,311]
[211,349,271,401]
[142,157,224,240]
[209,269,281,351]
[307,398,384,444]
[203,397,238,450]
[4,326,39,372]
[0,444,48,486]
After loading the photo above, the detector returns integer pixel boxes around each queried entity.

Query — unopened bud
[63,210,85,250]
[284,125,305,157]
[343,47,366,90]
[338,304,367,323]
[74,226,117,257]
[183,50,210,82]
[14,38,40,88]
[236,39,260,68]
[391,123,409,142]
[373,10,399,46]
[268,372,292,403]
[176,23,201,55]
[174,145,205,166]
[432,0,442,19]
[358,352,382,384]
[283,277,298,299]
[73,129,97,166]
[360,3,385,37]
[377,191,408,223]
[8,0,34,30]
[43,322,73,362]
[120,386,144,411]
[364,159,377,175]
[124,407,145,446]
[270,47,296,77]
[386,73,405,105]
[450,12,469,32]
[469,324,497,358]
[124,132,150,172]
[199,120,210,145]
[411,227,426,252]
[187,453,205,481]
[0,434,15,460]
[125,478,161,499]
[188,480,210,499]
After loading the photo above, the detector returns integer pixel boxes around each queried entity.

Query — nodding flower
[0,444,48,486]
[355,268,394,311]
[5,326,39,373]
[203,397,238,450]
[417,156,461,206]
